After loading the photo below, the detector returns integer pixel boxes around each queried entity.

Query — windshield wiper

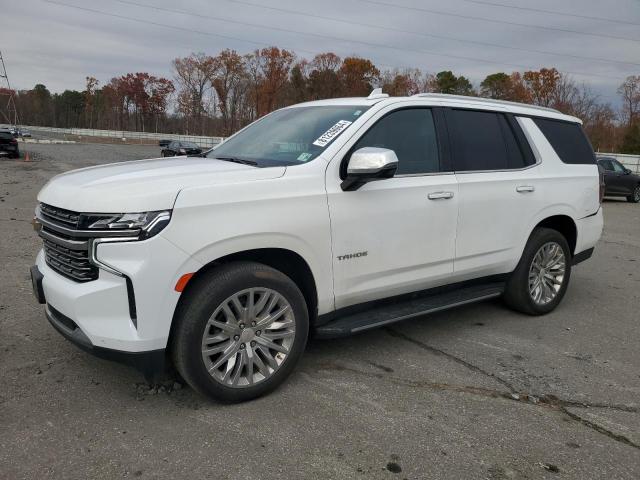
[213,156,258,167]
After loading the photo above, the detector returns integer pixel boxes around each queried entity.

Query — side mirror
[624,168,632,175]
[341,147,398,191]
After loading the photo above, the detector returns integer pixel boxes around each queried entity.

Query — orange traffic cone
[24,152,30,162]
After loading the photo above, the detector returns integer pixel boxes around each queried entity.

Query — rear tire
[503,228,572,315]
[171,261,309,403]
[627,185,640,203]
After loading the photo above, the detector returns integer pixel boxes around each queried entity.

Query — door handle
[428,191,454,200]
[516,185,535,193]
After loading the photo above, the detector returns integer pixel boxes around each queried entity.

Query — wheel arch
[168,248,319,351]
[531,214,577,255]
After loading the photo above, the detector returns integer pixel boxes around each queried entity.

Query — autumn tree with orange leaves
[381,69,425,96]
[522,68,562,107]
[253,47,295,117]
[210,49,248,136]
[339,57,380,97]
[102,72,174,131]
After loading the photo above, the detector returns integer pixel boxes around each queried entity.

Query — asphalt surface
[1,142,639,479]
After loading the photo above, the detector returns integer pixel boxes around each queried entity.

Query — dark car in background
[161,140,203,157]
[597,157,640,203]
[0,129,20,158]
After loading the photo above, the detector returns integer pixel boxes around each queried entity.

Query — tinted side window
[598,159,614,171]
[498,115,533,168]
[448,109,510,171]
[353,108,440,175]
[532,118,595,164]
[612,160,626,173]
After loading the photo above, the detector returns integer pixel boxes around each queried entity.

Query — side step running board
[315,282,504,339]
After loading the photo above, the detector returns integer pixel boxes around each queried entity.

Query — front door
[326,107,459,309]
[611,159,636,195]
[600,158,626,195]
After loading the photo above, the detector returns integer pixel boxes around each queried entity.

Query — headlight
[79,210,172,239]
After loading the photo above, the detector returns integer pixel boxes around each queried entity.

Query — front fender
[161,173,334,314]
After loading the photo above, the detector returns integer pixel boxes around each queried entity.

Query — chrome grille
[37,204,99,282]
[40,203,80,228]
[43,238,98,282]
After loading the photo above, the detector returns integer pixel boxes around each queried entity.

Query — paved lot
[1,143,639,479]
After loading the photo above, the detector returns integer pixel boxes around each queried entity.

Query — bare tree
[172,53,216,134]
[617,75,640,127]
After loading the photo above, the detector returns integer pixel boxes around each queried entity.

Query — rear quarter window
[532,118,595,165]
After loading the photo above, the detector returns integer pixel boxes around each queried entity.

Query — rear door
[444,108,540,276]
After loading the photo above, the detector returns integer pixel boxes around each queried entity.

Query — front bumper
[34,233,203,353]
[45,299,165,381]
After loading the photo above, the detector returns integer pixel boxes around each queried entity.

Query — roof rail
[411,92,561,114]
[367,88,389,100]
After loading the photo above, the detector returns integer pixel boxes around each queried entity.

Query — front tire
[503,228,572,315]
[171,261,309,402]
[627,185,640,203]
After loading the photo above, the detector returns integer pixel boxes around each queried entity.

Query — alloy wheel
[528,241,566,305]
[201,288,296,388]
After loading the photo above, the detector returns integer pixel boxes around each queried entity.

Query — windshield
[207,105,369,167]
[181,142,198,148]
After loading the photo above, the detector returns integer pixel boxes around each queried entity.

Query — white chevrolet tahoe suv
[31,91,603,402]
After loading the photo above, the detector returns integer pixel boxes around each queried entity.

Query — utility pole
[0,50,19,126]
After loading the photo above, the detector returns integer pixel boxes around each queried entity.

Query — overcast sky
[3,0,639,106]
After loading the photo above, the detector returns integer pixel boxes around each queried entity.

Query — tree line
[1,47,639,153]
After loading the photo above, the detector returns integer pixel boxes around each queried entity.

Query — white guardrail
[1,124,224,148]
[597,152,640,174]
[3,124,639,171]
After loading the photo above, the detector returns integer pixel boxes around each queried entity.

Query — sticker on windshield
[297,152,313,162]
[312,120,352,148]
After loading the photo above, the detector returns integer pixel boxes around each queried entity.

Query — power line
[352,0,640,44]
[225,0,640,67]
[95,0,628,81]
[41,1,315,56]
[456,0,640,27]
[39,0,394,71]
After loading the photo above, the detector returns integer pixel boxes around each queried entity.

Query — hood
[37,156,285,212]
